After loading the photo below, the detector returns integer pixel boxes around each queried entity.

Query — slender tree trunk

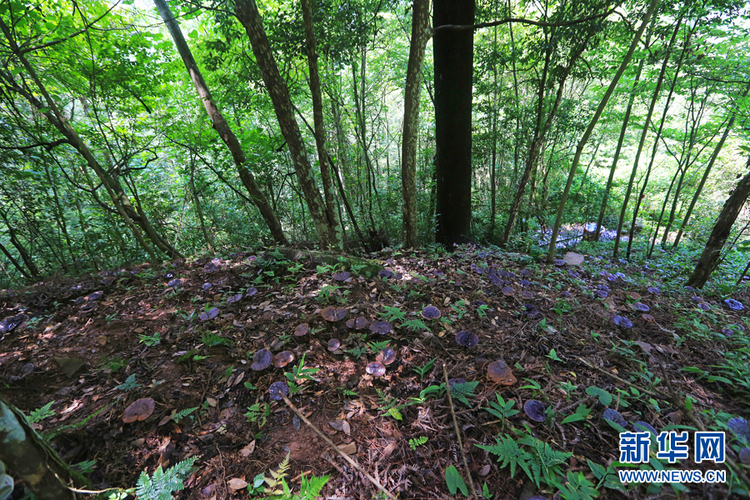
[188,153,213,253]
[401,0,430,248]
[648,162,682,258]
[613,12,681,257]
[234,0,338,249]
[626,20,694,258]
[300,0,343,250]
[594,16,654,240]
[687,156,750,288]
[434,0,474,246]
[0,206,40,278]
[546,0,660,262]
[0,240,32,280]
[154,0,288,246]
[673,81,750,248]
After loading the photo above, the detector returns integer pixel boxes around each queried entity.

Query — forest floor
[1,244,750,500]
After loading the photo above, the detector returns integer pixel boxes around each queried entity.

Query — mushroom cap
[123,397,155,423]
[728,417,750,440]
[377,348,397,365]
[251,349,273,371]
[201,282,212,291]
[502,286,514,296]
[200,307,220,321]
[603,408,627,427]
[524,400,546,422]
[634,303,650,312]
[332,271,351,281]
[370,321,392,335]
[366,361,386,377]
[273,351,295,368]
[269,381,290,401]
[321,306,347,322]
[641,314,655,322]
[596,290,608,299]
[421,306,441,319]
[378,270,394,280]
[613,315,632,328]
[598,284,610,292]
[327,338,341,351]
[455,330,479,347]
[698,303,710,311]
[633,421,657,437]
[346,317,369,330]
[228,293,243,304]
[739,448,750,465]
[245,287,258,297]
[523,304,539,317]
[487,359,516,385]
[554,259,566,267]
[167,278,182,288]
[724,299,745,311]
[294,323,309,337]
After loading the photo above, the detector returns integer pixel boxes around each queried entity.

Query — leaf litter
[0,247,747,498]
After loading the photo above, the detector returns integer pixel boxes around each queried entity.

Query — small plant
[449,380,479,408]
[139,333,161,347]
[135,457,197,500]
[476,304,490,319]
[172,407,199,424]
[379,306,406,323]
[483,393,519,430]
[105,313,117,324]
[116,374,141,392]
[445,465,469,496]
[345,344,367,360]
[413,357,436,380]
[367,340,390,353]
[546,348,562,362]
[72,459,97,474]
[561,404,592,425]
[201,331,232,347]
[409,436,428,450]
[451,300,467,319]
[245,402,270,429]
[284,354,320,395]
[28,401,56,424]
[401,318,429,332]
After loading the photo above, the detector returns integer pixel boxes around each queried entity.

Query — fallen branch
[279,393,397,500]
[443,363,478,500]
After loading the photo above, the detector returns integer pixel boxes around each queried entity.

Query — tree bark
[154,0,288,246]
[234,0,338,249]
[300,0,343,249]
[434,0,474,246]
[546,0,660,262]
[687,156,750,288]
[401,0,430,248]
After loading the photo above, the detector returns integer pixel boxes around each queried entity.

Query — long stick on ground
[443,363,478,500]
[279,393,397,500]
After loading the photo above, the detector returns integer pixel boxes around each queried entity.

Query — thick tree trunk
[434,0,474,246]
[154,0,288,246]
[546,0,660,262]
[401,0,430,248]
[234,0,338,249]
[673,81,750,248]
[300,0,343,250]
[0,399,79,500]
[687,157,750,288]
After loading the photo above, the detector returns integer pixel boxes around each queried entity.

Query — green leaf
[445,465,469,496]
[585,386,613,406]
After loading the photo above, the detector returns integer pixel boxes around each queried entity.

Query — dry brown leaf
[227,478,248,491]
[123,398,155,423]
[239,441,256,457]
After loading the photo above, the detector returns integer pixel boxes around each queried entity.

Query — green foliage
[139,333,162,347]
[367,340,390,353]
[409,436,428,450]
[449,380,480,407]
[445,465,469,496]
[483,393,520,428]
[556,471,599,500]
[72,459,97,474]
[116,374,141,391]
[245,402,270,428]
[401,318,429,332]
[413,357,436,380]
[476,426,572,489]
[284,354,320,395]
[379,306,406,323]
[201,331,232,347]
[135,457,197,500]
[28,401,55,424]
[0,460,14,500]
[173,407,199,423]
[585,386,613,406]
[561,404,592,425]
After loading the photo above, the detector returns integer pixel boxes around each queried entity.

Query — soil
[0,246,748,499]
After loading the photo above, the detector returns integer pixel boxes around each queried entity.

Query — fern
[172,407,198,423]
[380,306,406,322]
[476,434,534,481]
[264,452,291,496]
[409,436,428,450]
[518,432,571,487]
[401,318,429,332]
[28,401,55,423]
[135,457,197,500]
[449,380,479,407]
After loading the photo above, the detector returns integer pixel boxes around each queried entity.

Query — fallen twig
[279,393,397,500]
[443,363,479,500]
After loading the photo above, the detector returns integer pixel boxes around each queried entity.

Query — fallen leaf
[337,442,357,455]
[123,398,155,423]
[239,441,256,457]
[227,478,248,491]
[563,252,584,266]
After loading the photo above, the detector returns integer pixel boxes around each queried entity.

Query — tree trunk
[434,0,474,246]
[401,0,430,248]
[300,0,343,249]
[673,81,750,248]
[0,240,32,281]
[0,207,40,278]
[686,156,750,288]
[154,0,288,246]
[546,0,660,262]
[234,0,339,249]
[626,19,695,259]
[594,16,654,241]
[188,153,214,253]
[613,12,681,257]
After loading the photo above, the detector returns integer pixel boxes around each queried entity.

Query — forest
[1,0,750,499]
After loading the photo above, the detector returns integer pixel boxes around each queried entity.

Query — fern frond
[135,457,197,500]
[173,407,198,423]
[475,435,532,480]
